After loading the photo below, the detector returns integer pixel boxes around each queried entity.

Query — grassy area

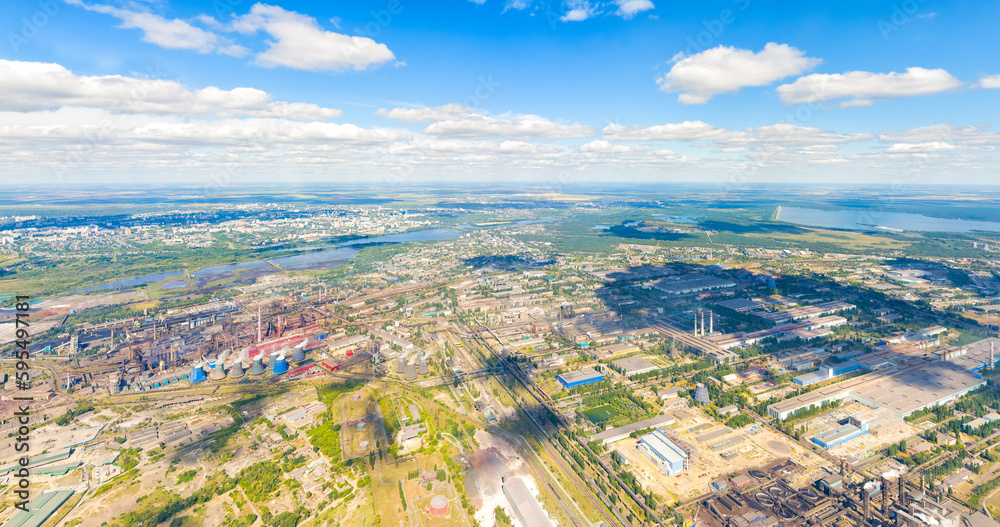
[582,404,620,425]
[531,435,604,524]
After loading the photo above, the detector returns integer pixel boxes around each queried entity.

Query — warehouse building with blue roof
[557,367,604,389]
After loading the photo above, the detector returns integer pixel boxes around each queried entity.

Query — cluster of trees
[109,473,237,527]
[629,427,653,439]
[306,422,341,461]
[238,461,283,502]
[227,514,258,527]
[924,450,967,478]
[581,387,656,426]
[261,508,306,527]
[969,472,1000,508]
[779,399,842,424]
[116,448,141,472]
[906,405,955,423]
[175,469,198,485]
[887,440,908,457]
[494,506,514,527]
[56,401,95,426]
[725,414,754,429]
[611,457,658,510]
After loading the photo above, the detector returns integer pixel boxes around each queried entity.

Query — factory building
[502,477,552,527]
[637,429,688,476]
[557,367,604,389]
[895,495,997,526]
[812,424,863,449]
[611,356,657,377]
[770,356,986,420]
[589,414,677,445]
[793,361,862,386]
[653,275,736,295]
[327,335,368,352]
[716,315,847,350]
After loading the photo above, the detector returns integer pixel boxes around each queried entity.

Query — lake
[777,206,1000,233]
[77,270,184,292]
[77,227,466,292]
[655,215,703,224]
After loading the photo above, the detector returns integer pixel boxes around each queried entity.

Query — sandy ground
[611,407,826,502]
[469,430,557,527]
[805,402,918,462]
[0,290,147,345]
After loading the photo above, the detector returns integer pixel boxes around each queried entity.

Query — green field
[582,404,619,425]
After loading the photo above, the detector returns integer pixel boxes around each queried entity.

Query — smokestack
[862,488,870,521]
[899,475,906,506]
[257,306,262,344]
[881,476,889,516]
[693,312,698,336]
[700,309,705,337]
[709,311,713,334]
[920,473,925,493]
[840,458,846,476]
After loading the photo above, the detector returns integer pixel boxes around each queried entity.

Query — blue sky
[2,0,998,186]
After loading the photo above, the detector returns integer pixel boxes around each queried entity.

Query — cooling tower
[210,351,229,380]
[290,342,306,363]
[396,356,406,374]
[404,363,417,381]
[417,354,429,375]
[190,361,208,384]
[249,355,266,376]
[229,351,247,379]
[272,349,289,376]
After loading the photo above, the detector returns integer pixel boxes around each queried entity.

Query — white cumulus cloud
[0,60,343,121]
[776,67,962,106]
[561,1,597,22]
[973,74,1000,89]
[657,43,821,104]
[375,103,470,123]
[377,104,595,139]
[602,121,871,147]
[66,0,248,56]
[614,0,655,19]
[231,3,396,72]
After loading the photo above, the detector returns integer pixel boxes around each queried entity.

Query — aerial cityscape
[2,1,1000,527]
